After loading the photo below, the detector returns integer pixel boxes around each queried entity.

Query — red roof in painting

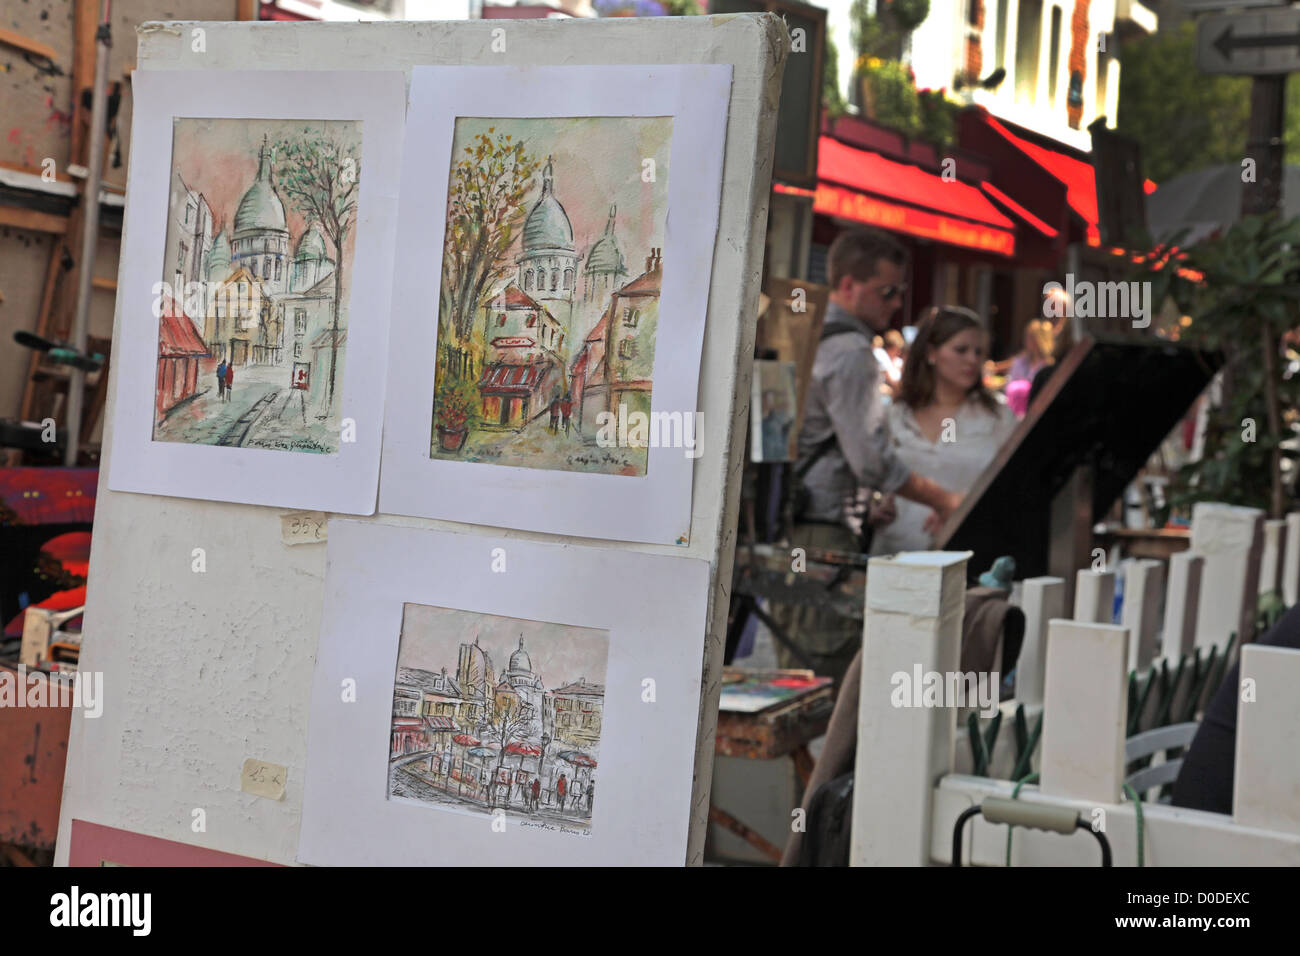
[158,305,209,358]
[478,362,545,394]
[489,285,556,321]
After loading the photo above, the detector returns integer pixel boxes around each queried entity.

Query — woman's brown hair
[898,306,998,413]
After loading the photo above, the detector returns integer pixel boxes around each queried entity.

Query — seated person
[1172,602,1300,813]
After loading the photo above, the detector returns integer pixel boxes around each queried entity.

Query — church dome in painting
[509,637,532,674]
[294,223,329,262]
[234,135,286,238]
[585,205,626,277]
[522,157,574,253]
[207,230,231,280]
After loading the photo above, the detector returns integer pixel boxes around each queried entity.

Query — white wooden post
[1259,519,1287,596]
[1190,503,1264,649]
[1122,559,1164,672]
[1284,512,1300,607]
[1040,620,1130,805]
[1017,576,1066,708]
[1161,551,1204,663]
[1073,569,1115,623]
[1233,645,1300,837]
[851,551,970,867]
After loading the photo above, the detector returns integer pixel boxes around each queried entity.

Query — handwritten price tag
[280,511,327,546]
[241,758,287,801]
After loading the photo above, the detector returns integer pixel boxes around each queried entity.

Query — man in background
[771,228,962,685]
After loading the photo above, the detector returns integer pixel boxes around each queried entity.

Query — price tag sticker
[280,511,327,546]
[241,758,287,801]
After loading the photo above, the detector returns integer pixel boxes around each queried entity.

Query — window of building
[498,313,507,327]
[623,307,638,328]
[185,203,194,224]
[263,257,272,280]
[293,339,303,359]
[526,314,537,328]
[179,242,187,271]
[551,270,558,291]
[1048,6,1062,109]
[295,308,307,334]
[275,258,282,281]
[1014,0,1043,105]
[618,338,637,360]
[563,268,573,289]
[524,270,532,291]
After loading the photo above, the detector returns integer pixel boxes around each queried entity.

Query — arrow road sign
[1199,9,1300,74]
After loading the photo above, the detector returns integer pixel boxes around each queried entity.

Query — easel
[54,14,788,867]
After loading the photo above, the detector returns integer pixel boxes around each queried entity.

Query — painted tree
[275,130,361,411]
[441,129,540,348]
[485,696,532,805]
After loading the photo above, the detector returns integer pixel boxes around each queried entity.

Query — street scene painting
[152,118,361,453]
[388,602,608,835]
[431,116,673,476]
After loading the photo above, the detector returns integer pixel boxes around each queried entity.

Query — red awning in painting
[453,734,480,747]
[478,362,544,395]
[505,741,542,757]
[424,716,457,731]
[158,309,208,359]
[392,717,425,730]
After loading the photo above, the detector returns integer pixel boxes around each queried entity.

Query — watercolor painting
[152,118,361,454]
[430,116,673,476]
[388,603,608,836]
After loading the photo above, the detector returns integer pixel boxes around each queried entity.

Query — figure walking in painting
[224,361,235,402]
[530,776,541,812]
[216,359,227,401]
[548,392,561,433]
[557,773,567,810]
[586,780,594,814]
[561,392,573,435]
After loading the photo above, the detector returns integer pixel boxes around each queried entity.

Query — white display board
[55,16,786,867]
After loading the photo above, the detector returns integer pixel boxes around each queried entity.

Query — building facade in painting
[475,286,567,428]
[516,157,578,345]
[551,678,604,749]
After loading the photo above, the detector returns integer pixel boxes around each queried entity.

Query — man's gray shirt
[796,302,911,523]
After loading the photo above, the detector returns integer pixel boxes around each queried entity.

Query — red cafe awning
[453,734,480,747]
[804,135,1016,257]
[980,115,1100,245]
[505,741,542,757]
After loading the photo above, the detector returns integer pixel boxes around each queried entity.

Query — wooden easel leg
[1049,465,1094,612]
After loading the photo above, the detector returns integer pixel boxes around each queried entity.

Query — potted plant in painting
[435,376,475,452]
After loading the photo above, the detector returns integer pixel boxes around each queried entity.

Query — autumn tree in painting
[441,130,540,348]
[275,131,360,411]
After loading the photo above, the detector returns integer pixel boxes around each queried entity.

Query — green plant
[435,372,478,432]
[1139,212,1300,519]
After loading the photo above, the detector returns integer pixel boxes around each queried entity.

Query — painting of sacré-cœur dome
[431,116,674,477]
[153,118,362,455]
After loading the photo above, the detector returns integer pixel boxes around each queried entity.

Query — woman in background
[870,306,1017,554]
[1003,319,1054,417]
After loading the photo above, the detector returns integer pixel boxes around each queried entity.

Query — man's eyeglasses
[877,282,908,301]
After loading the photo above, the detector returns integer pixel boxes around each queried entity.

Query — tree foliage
[275,129,360,409]
[1117,22,1300,184]
[441,129,540,346]
[1139,214,1300,519]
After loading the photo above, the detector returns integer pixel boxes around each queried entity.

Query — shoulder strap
[793,321,865,476]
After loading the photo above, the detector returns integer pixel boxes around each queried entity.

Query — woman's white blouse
[870,396,1018,555]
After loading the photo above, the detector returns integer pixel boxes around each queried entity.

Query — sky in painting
[170,117,361,264]
[397,603,609,691]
